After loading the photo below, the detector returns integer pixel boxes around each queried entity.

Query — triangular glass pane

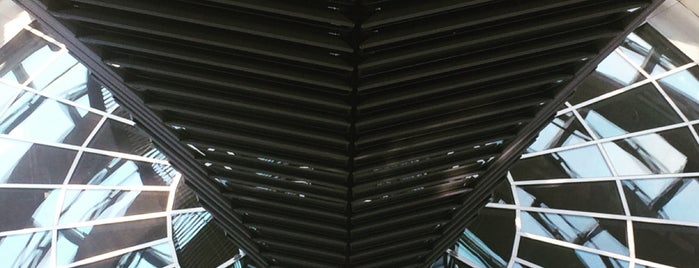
[87,117,157,158]
[172,211,239,268]
[526,112,593,153]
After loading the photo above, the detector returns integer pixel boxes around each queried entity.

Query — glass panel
[568,52,642,105]
[603,127,699,176]
[517,237,628,268]
[657,66,699,120]
[623,178,699,222]
[59,190,168,225]
[633,222,699,267]
[517,182,624,214]
[511,146,611,181]
[172,212,239,268]
[619,25,692,76]
[490,179,514,205]
[69,152,174,186]
[75,242,173,268]
[0,188,59,232]
[173,181,201,210]
[578,83,681,139]
[87,118,156,157]
[0,90,102,145]
[56,217,167,265]
[28,51,79,91]
[526,112,592,153]
[0,138,77,184]
[459,208,515,263]
[0,231,51,268]
[0,81,21,112]
[521,212,628,255]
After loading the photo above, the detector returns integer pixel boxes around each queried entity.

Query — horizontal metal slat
[51,7,353,71]
[72,0,353,52]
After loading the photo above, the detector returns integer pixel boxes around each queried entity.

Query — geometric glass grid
[451,23,699,268]
[0,4,244,267]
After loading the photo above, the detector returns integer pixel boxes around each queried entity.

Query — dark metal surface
[15,0,661,267]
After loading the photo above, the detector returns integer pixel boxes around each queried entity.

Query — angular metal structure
[15,0,661,267]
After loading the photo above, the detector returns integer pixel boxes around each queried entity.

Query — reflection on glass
[568,51,641,105]
[87,117,156,156]
[578,83,682,138]
[521,212,628,255]
[69,153,173,186]
[511,146,611,180]
[518,237,628,268]
[517,182,624,215]
[619,25,691,76]
[59,190,168,225]
[0,231,51,268]
[596,51,643,85]
[603,127,699,176]
[658,67,699,120]
[456,208,514,267]
[0,138,76,184]
[490,180,514,204]
[623,178,699,222]
[172,212,239,268]
[57,217,167,265]
[76,242,172,268]
[634,222,699,267]
[0,90,102,145]
[526,113,592,153]
[0,188,59,232]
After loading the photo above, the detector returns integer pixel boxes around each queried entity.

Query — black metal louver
[16,0,661,267]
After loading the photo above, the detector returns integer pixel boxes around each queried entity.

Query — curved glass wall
[451,24,699,268]
[0,6,243,267]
